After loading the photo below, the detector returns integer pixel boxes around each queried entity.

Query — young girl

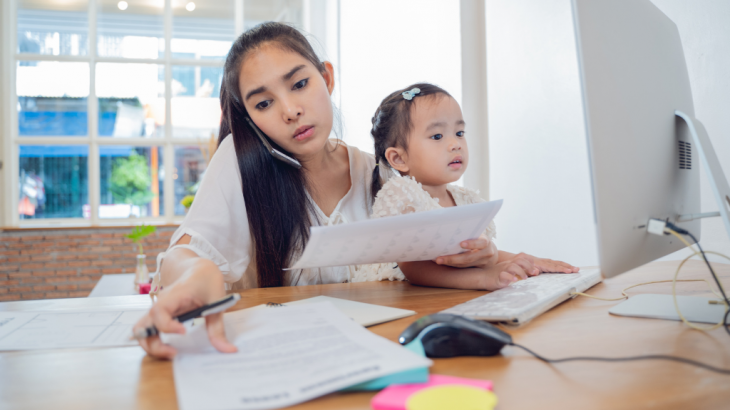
[351,83,578,290]
[133,26,503,359]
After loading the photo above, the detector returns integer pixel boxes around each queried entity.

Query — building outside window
[4,0,316,227]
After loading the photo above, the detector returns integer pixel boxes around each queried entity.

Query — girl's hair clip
[402,87,421,101]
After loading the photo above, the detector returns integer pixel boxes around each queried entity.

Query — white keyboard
[441,268,602,324]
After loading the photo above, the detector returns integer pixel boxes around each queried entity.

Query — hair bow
[402,87,421,101]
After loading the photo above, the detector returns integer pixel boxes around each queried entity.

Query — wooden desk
[1,260,729,410]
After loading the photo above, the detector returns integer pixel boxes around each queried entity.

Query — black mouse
[399,313,513,358]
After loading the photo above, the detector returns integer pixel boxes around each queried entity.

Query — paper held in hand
[288,199,503,270]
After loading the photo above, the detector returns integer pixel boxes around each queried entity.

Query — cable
[510,342,730,375]
[571,278,723,302]
[663,224,730,335]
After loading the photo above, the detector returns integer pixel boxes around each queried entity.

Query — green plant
[181,195,195,209]
[126,224,156,255]
[110,151,155,207]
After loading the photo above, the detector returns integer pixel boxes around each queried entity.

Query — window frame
[2,0,245,228]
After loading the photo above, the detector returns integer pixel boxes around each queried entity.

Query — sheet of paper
[245,296,415,327]
[169,302,432,410]
[289,199,503,270]
[0,309,146,350]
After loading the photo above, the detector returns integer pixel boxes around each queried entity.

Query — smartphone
[245,116,302,169]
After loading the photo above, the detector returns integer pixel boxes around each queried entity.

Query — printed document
[0,310,146,350]
[169,302,432,410]
[289,199,503,270]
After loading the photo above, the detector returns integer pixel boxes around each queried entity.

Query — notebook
[441,268,602,325]
[246,296,416,327]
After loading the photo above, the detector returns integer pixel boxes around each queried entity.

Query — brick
[7,256,31,263]
[44,262,68,269]
[80,268,101,275]
[90,233,114,239]
[91,260,113,267]
[0,280,20,287]
[0,237,21,242]
[20,293,44,300]
[56,270,79,277]
[56,284,78,291]
[20,277,43,284]
[56,254,78,261]
[90,246,112,252]
[19,249,44,255]
[0,250,21,256]
[32,270,58,277]
[69,291,90,298]
[67,261,91,267]
[68,234,90,239]
[101,268,125,274]
[102,239,125,245]
[7,243,32,249]
[19,235,45,242]
[8,272,32,279]
[9,286,33,293]
[105,253,124,259]
[36,242,56,248]
[0,295,21,301]
[20,263,45,270]
[45,291,68,298]
[0,264,19,272]
[78,282,98,290]
[33,285,56,292]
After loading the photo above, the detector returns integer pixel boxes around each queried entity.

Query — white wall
[651,0,730,263]
[486,0,730,268]
[338,1,462,154]
[486,0,597,266]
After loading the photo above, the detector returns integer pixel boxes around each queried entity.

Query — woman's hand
[435,236,499,269]
[505,252,579,275]
[133,260,238,360]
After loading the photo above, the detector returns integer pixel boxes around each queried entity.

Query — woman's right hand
[133,260,238,359]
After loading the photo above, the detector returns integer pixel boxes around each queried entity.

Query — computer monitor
[572,0,730,278]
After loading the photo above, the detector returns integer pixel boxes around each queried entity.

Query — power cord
[509,342,730,375]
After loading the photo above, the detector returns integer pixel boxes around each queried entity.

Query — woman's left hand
[435,237,499,269]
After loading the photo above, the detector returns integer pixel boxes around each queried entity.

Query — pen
[131,294,241,340]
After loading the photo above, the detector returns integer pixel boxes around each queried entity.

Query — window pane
[174,145,211,215]
[19,145,89,219]
[97,0,164,59]
[244,0,303,29]
[17,61,90,136]
[17,0,89,56]
[172,0,235,60]
[172,65,222,138]
[100,146,164,218]
[96,63,165,137]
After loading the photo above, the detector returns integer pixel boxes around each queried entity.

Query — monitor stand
[610,111,729,324]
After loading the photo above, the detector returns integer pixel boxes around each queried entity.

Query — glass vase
[135,254,149,291]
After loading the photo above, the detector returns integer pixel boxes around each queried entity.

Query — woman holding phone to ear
[133,22,533,359]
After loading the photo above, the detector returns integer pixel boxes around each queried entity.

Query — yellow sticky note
[405,385,498,410]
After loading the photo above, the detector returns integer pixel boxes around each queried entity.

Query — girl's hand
[435,237,499,269]
[507,252,579,275]
[133,265,238,360]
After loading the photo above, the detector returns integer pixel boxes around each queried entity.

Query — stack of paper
[167,302,432,410]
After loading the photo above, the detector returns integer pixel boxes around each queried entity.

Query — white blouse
[350,175,497,283]
[155,135,383,289]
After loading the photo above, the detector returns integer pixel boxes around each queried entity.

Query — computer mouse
[399,313,513,358]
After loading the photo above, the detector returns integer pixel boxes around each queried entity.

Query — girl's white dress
[350,175,497,283]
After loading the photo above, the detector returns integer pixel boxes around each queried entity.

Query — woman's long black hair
[218,22,324,287]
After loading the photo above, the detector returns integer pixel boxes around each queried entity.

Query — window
[5,0,316,227]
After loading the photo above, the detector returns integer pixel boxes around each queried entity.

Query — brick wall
[0,226,177,302]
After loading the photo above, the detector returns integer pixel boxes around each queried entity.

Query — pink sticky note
[371,375,493,410]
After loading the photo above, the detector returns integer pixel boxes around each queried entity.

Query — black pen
[131,294,241,340]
